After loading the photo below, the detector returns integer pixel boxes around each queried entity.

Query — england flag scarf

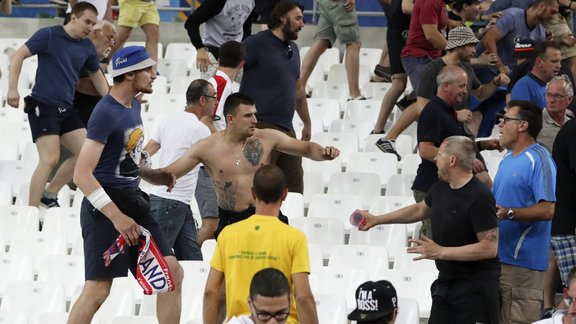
[103,225,175,295]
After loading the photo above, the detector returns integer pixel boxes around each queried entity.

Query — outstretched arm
[407,228,498,261]
[359,200,432,231]
[161,140,204,178]
[271,129,339,161]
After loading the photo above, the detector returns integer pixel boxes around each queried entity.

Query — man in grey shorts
[195,168,219,245]
[300,0,364,100]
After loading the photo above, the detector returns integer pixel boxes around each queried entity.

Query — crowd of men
[5,0,576,322]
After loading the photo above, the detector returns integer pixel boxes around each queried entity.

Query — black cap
[348,280,398,322]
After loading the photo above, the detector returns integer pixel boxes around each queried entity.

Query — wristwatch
[507,208,515,220]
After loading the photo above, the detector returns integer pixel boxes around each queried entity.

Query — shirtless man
[157,92,340,239]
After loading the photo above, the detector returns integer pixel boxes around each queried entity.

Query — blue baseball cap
[111,46,156,77]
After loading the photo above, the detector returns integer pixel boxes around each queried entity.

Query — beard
[282,20,299,41]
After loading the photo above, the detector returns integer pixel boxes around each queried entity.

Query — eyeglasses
[286,43,293,59]
[202,94,218,100]
[250,299,290,321]
[545,92,569,101]
[499,115,525,124]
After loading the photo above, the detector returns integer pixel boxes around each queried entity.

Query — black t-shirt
[552,118,576,235]
[382,0,411,30]
[413,96,466,192]
[425,177,501,281]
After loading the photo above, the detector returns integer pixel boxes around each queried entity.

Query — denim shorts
[150,194,203,261]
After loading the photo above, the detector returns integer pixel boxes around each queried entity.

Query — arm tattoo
[477,228,498,242]
[243,138,264,166]
[215,180,237,210]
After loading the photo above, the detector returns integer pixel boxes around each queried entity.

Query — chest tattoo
[243,138,264,166]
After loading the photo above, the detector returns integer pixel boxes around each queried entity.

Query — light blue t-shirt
[492,143,556,271]
[26,25,100,108]
[87,95,144,189]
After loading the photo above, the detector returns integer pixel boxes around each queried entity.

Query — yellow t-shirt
[211,215,310,324]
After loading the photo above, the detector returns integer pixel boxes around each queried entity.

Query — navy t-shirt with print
[87,95,144,188]
[26,25,100,108]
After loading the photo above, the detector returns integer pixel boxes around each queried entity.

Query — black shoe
[396,96,416,111]
[40,195,60,208]
[370,130,385,135]
[375,139,401,161]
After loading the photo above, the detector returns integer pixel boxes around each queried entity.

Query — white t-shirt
[66,0,108,20]
[150,111,211,204]
[226,315,254,324]
[532,310,566,324]
[208,70,234,131]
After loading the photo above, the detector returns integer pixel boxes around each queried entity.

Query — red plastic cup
[349,209,367,227]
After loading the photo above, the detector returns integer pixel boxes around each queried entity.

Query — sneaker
[375,139,401,161]
[40,195,60,208]
[541,308,555,319]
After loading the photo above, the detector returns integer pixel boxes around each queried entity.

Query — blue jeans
[149,195,203,261]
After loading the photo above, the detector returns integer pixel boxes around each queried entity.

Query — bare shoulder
[255,128,282,138]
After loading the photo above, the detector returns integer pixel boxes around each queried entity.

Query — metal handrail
[9,4,386,17]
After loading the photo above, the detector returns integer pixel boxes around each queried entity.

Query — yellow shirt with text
[211,215,310,324]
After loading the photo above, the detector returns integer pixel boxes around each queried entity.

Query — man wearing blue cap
[68,46,183,324]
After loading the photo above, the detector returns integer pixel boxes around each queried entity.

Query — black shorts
[215,206,289,240]
[429,278,500,324]
[387,27,408,75]
[27,101,85,142]
[73,91,102,127]
[80,187,174,280]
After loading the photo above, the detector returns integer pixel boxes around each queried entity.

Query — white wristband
[87,187,112,211]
